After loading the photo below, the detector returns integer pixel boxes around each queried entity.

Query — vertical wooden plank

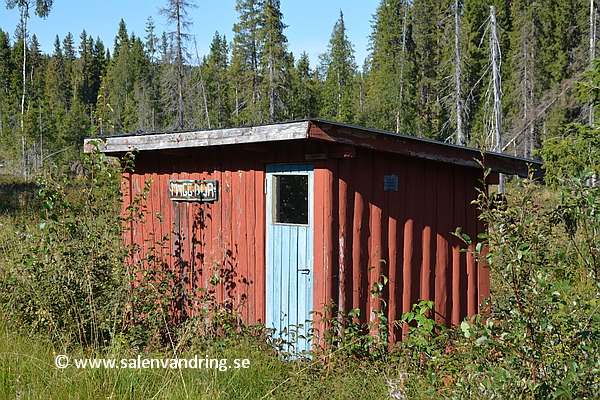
[338,159,349,315]
[451,168,467,325]
[255,166,266,324]
[421,163,436,304]
[352,151,372,326]
[409,160,424,310]
[435,166,453,326]
[401,170,415,338]
[369,153,386,327]
[387,156,404,342]
[477,181,491,313]
[312,161,328,344]
[342,158,355,316]
[296,215,307,336]
[466,172,479,316]
[182,165,192,318]
[164,156,175,311]
[241,159,254,323]
[329,160,340,317]
[352,189,362,320]
[302,165,315,352]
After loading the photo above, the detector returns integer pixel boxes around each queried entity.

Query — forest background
[1,0,600,398]
[0,0,596,175]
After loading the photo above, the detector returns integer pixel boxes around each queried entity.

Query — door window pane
[273,174,308,225]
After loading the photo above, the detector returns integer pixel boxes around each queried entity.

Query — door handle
[298,269,310,274]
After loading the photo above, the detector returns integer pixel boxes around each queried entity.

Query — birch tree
[5,0,53,134]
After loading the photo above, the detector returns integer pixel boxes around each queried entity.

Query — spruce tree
[231,0,264,125]
[362,0,415,133]
[319,10,357,123]
[203,32,230,128]
[259,0,292,122]
[411,0,452,139]
[290,51,318,119]
[103,20,135,133]
[144,17,161,130]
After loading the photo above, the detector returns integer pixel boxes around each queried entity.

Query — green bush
[398,171,600,399]
[0,151,124,346]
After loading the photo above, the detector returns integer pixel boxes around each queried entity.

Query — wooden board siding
[312,147,488,343]
[125,148,260,324]
[123,140,489,344]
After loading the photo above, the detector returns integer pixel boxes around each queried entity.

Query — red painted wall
[123,141,489,343]
[311,148,488,343]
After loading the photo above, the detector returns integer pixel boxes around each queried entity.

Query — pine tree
[319,10,357,123]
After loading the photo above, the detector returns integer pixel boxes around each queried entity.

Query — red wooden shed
[84,119,542,351]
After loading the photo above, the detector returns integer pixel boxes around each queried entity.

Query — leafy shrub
[398,170,600,399]
[0,151,124,345]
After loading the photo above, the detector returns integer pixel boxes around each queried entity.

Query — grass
[0,172,401,399]
[0,317,399,399]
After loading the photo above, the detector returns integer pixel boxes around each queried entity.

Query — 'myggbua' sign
[169,180,218,202]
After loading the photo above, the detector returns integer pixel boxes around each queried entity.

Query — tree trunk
[590,0,596,125]
[396,1,408,134]
[20,3,29,134]
[454,0,465,145]
[176,0,184,129]
[490,6,504,193]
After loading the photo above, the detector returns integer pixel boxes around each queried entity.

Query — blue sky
[0,0,378,67]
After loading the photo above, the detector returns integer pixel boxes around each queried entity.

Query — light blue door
[266,164,314,355]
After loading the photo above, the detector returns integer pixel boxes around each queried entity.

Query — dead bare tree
[454,0,465,145]
[160,0,197,130]
[490,5,504,193]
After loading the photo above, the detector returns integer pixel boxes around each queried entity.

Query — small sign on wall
[384,175,399,191]
[169,180,218,202]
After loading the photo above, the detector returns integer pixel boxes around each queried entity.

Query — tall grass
[0,157,396,399]
[0,316,395,399]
